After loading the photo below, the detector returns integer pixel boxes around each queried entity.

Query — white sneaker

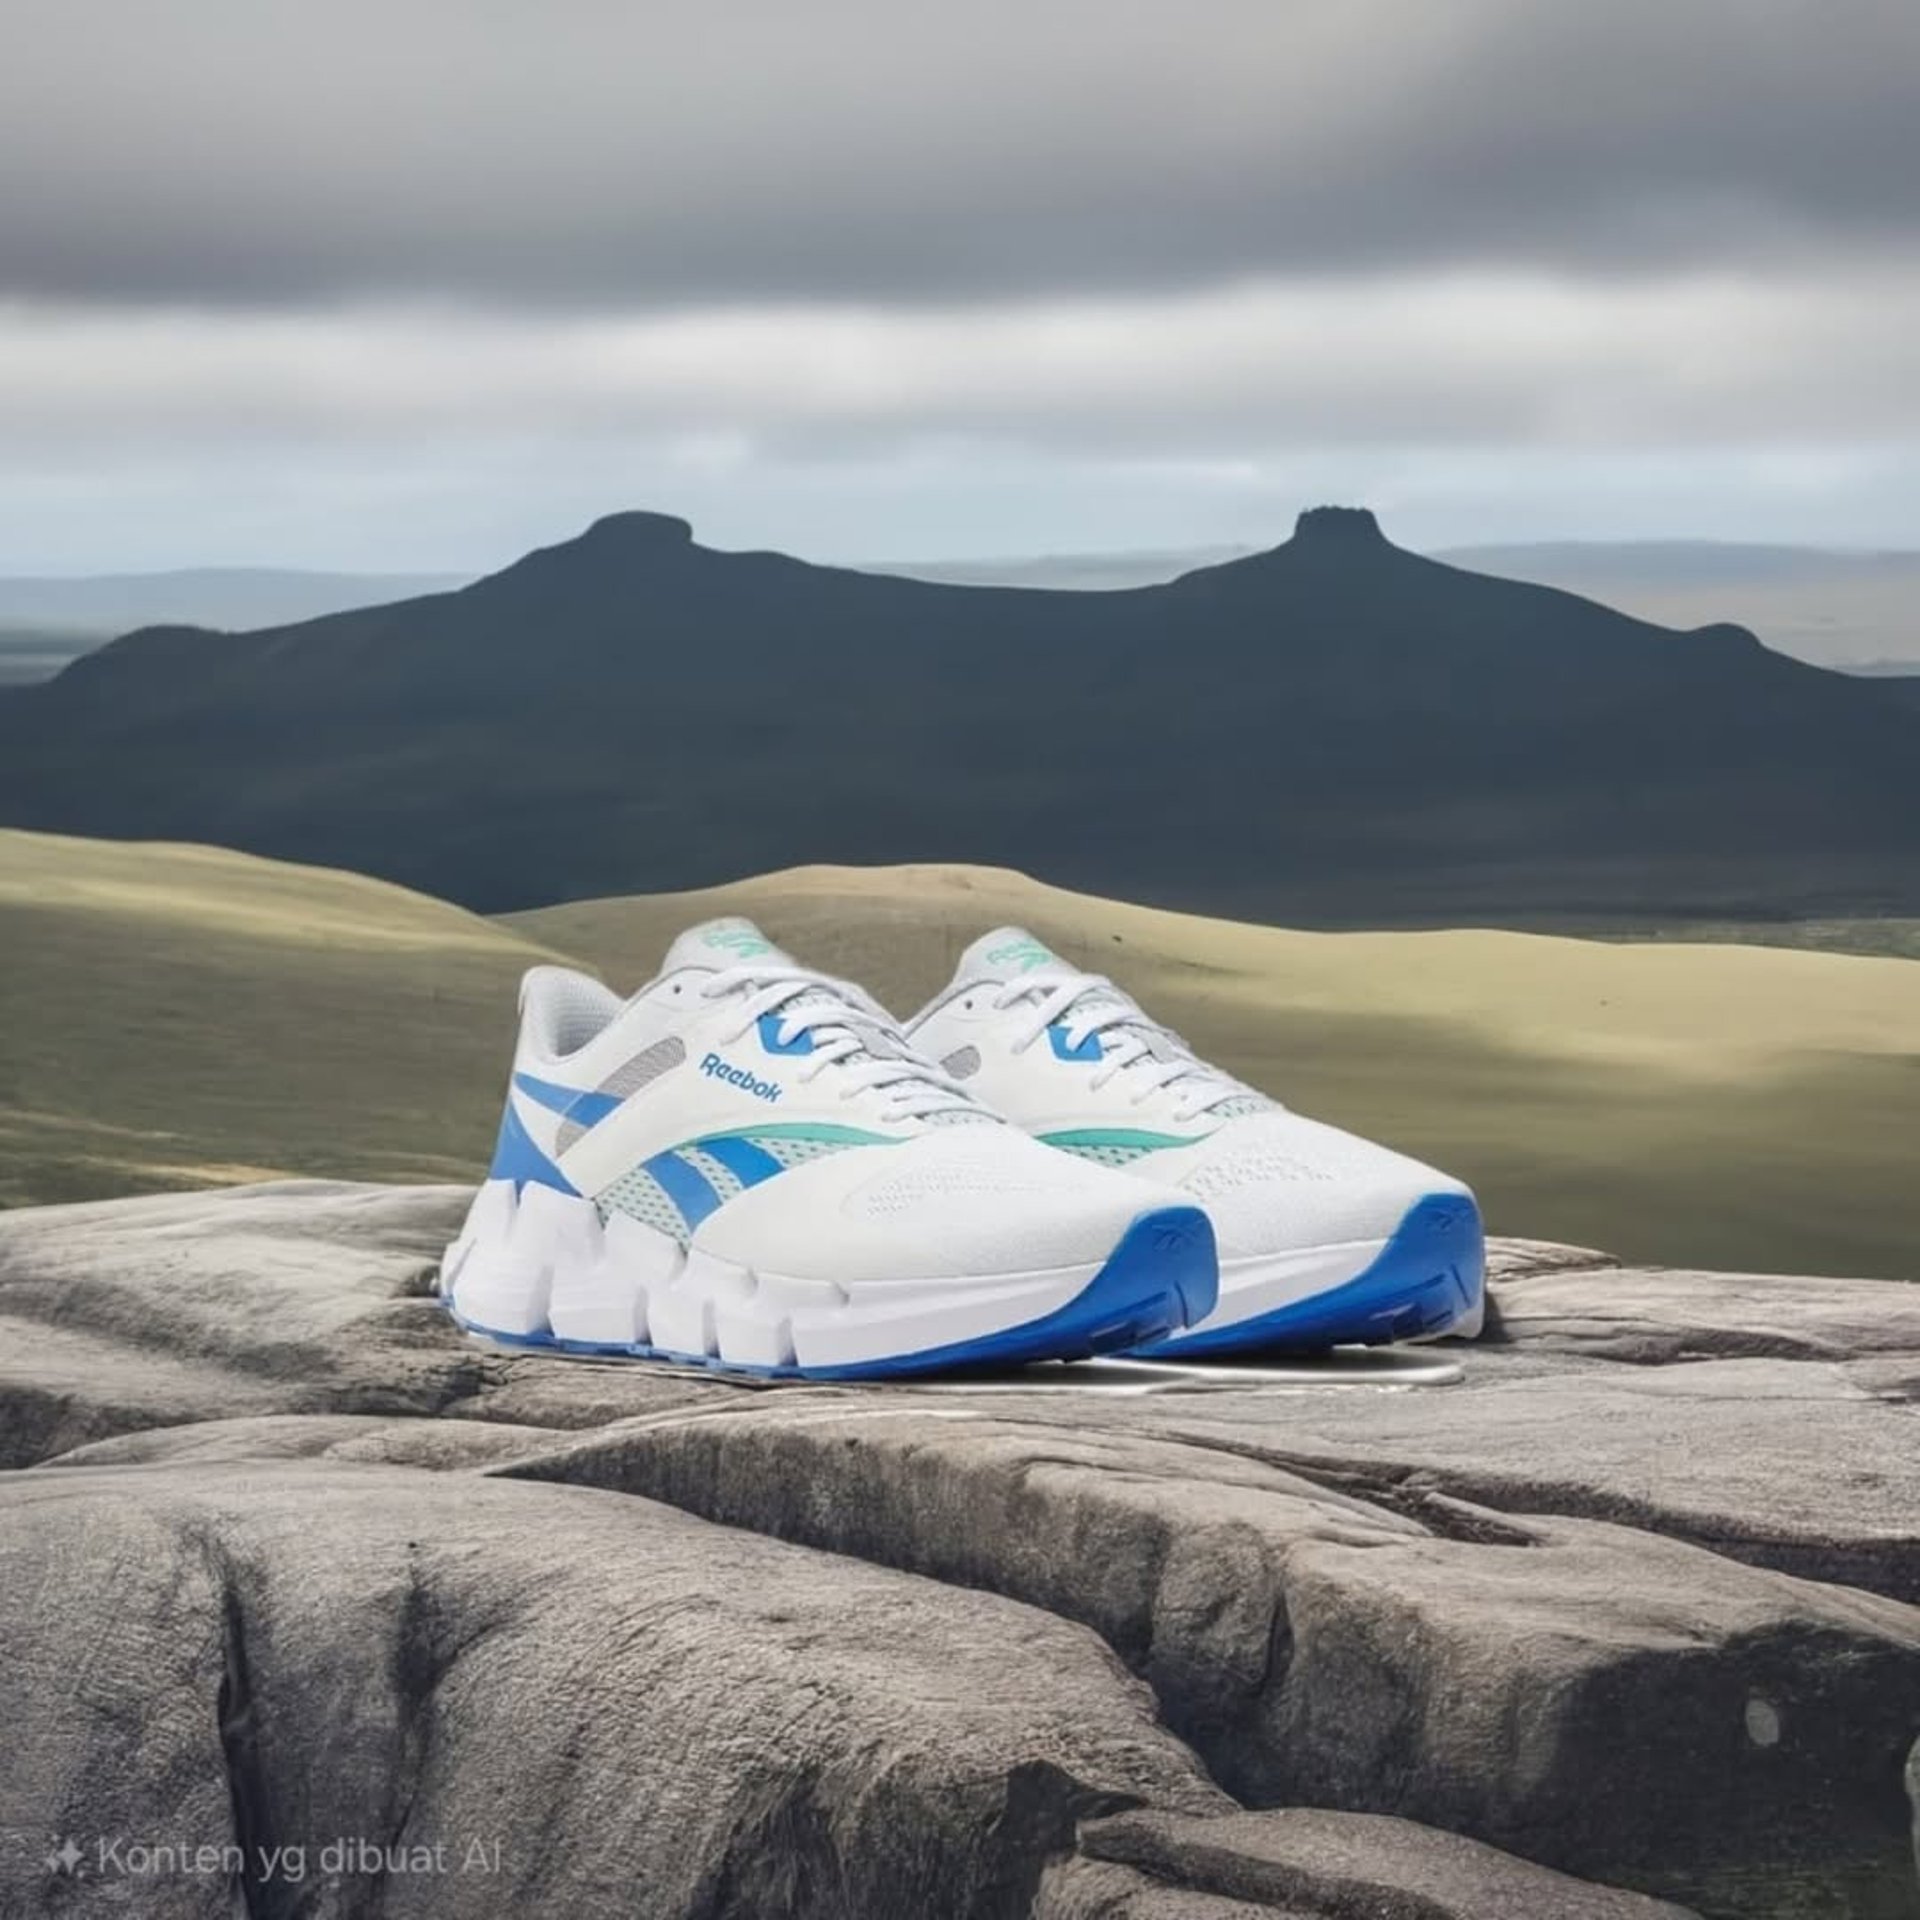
[904,928,1484,1355]
[440,918,1217,1377]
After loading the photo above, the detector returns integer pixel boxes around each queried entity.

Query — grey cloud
[1,0,1916,308]
[7,271,1918,458]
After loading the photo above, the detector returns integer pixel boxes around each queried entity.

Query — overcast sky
[2,0,1917,570]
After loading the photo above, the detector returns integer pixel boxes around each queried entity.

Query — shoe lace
[991,969,1257,1125]
[699,964,988,1127]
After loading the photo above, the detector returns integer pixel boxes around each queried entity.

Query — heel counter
[485,980,582,1196]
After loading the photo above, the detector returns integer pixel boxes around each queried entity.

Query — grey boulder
[4,1180,1920,1918]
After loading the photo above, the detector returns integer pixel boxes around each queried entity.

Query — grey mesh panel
[941,1045,982,1080]
[556,1035,687,1150]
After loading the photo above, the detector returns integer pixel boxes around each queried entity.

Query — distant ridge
[0,566,472,639]
[1,507,1917,919]
[884,536,1920,673]
[1434,540,1920,672]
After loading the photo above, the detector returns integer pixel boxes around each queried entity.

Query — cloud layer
[7,268,1920,451]
[2,0,1916,568]
[3,0,1916,306]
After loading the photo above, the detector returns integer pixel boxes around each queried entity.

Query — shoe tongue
[658,913,871,1035]
[954,925,1129,1016]
[661,916,797,977]
[957,925,1260,1118]
[659,916,991,1128]
[954,926,1072,986]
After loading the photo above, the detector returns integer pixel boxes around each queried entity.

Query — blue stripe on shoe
[511,1071,622,1130]
[642,1149,723,1230]
[756,1012,817,1056]
[487,1099,579,1196]
[1047,1022,1104,1064]
[695,1133,784,1187]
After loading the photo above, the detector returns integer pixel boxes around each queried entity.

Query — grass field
[1545,914,1920,962]
[5,832,1916,1281]
[0,829,567,1205]
[510,865,1920,1281]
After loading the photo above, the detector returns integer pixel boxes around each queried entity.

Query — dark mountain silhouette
[2,506,1917,920]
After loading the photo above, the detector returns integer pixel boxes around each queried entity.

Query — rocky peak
[1291,505,1388,548]
[578,510,696,550]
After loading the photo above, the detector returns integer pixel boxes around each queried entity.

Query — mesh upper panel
[598,1165,687,1241]
[1181,1143,1340,1199]
[683,1146,745,1202]
[1172,1113,1462,1254]
[850,1133,1129,1220]
[1209,1093,1278,1119]
[755,1134,860,1169]
[1055,1141,1158,1169]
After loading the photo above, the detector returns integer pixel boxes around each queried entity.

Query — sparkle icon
[46,1837,84,1876]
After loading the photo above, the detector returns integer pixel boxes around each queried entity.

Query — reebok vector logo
[700,1053,783,1102]
[986,936,1056,973]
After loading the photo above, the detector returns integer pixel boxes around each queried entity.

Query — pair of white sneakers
[440,918,1485,1378]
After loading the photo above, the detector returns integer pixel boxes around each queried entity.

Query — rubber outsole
[1126,1191,1485,1358]
[446,1202,1219,1381]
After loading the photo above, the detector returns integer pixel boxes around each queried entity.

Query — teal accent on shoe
[984,936,1057,973]
[1039,1126,1207,1151]
[701,923,778,960]
[699,1120,894,1146]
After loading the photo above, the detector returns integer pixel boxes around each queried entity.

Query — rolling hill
[2,508,1918,923]
[11,828,1904,1279]
[0,829,567,1205]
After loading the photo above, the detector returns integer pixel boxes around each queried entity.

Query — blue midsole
[1127,1191,1484,1358]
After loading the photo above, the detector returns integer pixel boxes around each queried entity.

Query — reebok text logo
[700,1053,783,1102]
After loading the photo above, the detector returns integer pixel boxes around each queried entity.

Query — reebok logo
[703,924,776,960]
[986,936,1055,972]
[700,1053,783,1102]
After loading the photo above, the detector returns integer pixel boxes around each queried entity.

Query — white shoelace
[991,970,1257,1124]
[700,964,987,1127]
